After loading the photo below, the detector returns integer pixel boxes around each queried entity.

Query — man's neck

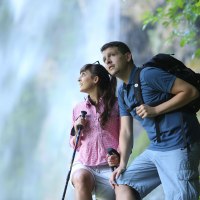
[120,64,134,84]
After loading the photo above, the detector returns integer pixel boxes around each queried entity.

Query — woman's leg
[72,169,95,200]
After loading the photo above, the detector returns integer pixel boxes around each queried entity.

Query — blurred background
[0,0,199,199]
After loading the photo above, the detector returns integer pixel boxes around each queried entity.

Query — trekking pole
[61,110,87,200]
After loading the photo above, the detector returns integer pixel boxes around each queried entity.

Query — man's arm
[136,77,200,118]
[110,116,133,183]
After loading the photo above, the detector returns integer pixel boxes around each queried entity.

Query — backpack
[129,53,200,145]
[133,53,200,113]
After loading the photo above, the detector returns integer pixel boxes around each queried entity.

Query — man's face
[102,46,129,77]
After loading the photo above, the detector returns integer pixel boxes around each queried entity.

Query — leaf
[162,21,170,27]
[195,1,200,7]
[195,48,200,57]
[176,0,184,8]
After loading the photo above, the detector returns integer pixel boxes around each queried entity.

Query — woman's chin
[80,88,86,93]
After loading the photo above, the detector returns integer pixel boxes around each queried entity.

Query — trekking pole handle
[77,111,87,130]
[81,110,87,118]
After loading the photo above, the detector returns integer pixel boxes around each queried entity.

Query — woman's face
[78,70,98,93]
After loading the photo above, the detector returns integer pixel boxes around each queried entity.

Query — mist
[0,0,120,199]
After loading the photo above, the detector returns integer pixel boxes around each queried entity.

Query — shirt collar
[85,95,103,107]
[123,65,138,89]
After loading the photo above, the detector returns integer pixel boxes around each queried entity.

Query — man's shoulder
[139,66,176,83]
[117,83,124,94]
[140,66,162,75]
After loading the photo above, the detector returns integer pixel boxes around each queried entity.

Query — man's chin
[110,70,119,77]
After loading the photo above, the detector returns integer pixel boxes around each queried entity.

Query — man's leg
[115,150,161,199]
[115,185,139,200]
[155,143,200,200]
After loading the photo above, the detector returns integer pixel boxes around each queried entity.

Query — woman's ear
[93,76,99,84]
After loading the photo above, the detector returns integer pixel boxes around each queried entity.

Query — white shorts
[70,161,115,200]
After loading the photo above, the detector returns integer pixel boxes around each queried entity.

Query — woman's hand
[107,154,120,168]
[74,115,87,133]
[72,115,87,145]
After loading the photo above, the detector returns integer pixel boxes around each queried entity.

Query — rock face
[118,0,196,65]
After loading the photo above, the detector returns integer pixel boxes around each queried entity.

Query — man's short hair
[100,41,131,54]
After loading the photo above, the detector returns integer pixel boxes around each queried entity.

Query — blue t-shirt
[118,66,200,151]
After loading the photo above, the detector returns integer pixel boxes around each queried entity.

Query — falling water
[0,0,120,199]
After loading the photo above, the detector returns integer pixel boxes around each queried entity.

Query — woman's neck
[89,90,102,105]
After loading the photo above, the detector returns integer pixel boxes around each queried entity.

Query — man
[101,41,200,200]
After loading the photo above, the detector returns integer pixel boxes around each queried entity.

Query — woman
[69,62,120,200]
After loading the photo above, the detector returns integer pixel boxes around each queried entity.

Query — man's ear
[125,52,132,62]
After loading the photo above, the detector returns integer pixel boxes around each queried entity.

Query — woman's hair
[80,63,117,127]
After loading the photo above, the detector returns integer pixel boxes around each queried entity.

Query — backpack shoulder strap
[133,67,144,105]
[123,67,144,113]
[134,66,161,143]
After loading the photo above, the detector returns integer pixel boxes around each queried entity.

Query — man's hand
[136,104,158,118]
[109,165,126,189]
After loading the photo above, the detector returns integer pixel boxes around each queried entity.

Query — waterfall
[0,0,120,199]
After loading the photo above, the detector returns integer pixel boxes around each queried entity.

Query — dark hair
[100,41,131,54]
[80,63,117,127]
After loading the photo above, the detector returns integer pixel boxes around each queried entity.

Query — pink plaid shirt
[70,97,120,166]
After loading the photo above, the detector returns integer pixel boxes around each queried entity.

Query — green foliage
[142,0,200,57]
[195,48,200,57]
[128,130,149,165]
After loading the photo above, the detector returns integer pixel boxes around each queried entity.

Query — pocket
[177,159,199,199]
[177,159,198,181]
